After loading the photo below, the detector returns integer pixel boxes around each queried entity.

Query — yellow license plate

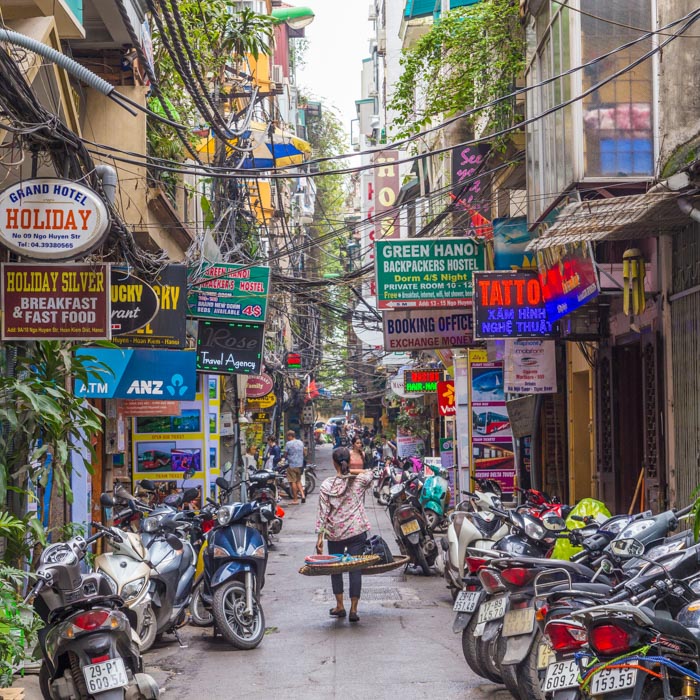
[502,607,535,637]
[536,641,556,670]
[400,520,420,535]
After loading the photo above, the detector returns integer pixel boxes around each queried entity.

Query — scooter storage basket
[299,554,380,576]
[360,554,410,575]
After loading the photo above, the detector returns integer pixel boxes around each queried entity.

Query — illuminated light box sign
[403,369,444,393]
[375,238,484,309]
[473,270,556,339]
[196,320,264,375]
[286,352,302,369]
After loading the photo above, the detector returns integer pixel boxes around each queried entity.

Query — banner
[504,339,557,394]
[382,308,473,351]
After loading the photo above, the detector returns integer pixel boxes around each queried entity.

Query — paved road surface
[18,443,509,699]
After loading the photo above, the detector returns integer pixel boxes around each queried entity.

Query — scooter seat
[492,555,597,579]
[545,582,612,603]
[640,610,700,653]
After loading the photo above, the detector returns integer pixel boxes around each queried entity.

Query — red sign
[1,263,110,340]
[245,374,274,398]
[437,380,456,417]
[118,400,181,418]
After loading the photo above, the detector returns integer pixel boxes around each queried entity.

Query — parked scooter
[246,470,285,543]
[420,463,451,531]
[29,530,159,700]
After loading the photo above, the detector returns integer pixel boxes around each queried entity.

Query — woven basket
[298,554,380,576]
[360,554,410,575]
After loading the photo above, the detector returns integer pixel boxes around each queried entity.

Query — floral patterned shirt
[315,471,373,541]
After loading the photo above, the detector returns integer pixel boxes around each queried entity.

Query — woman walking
[315,447,373,622]
[350,437,368,470]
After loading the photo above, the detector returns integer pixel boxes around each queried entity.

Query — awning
[196,121,311,168]
[526,188,700,251]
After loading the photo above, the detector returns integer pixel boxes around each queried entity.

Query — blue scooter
[420,463,451,531]
[198,477,274,649]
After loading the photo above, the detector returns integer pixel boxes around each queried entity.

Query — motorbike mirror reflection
[215,477,229,490]
[165,533,184,551]
[542,515,566,532]
[599,558,614,574]
[610,537,645,559]
[100,493,115,507]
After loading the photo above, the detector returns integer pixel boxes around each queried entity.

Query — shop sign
[110,268,159,336]
[382,308,473,351]
[251,411,269,422]
[537,242,599,322]
[113,265,187,348]
[118,400,181,417]
[375,238,484,309]
[74,348,196,400]
[373,150,400,240]
[473,270,555,339]
[403,369,443,393]
[437,380,456,416]
[196,320,264,375]
[1,263,110,340]
[188,263,270,322]
[0,178,110,260]
[504,339,557,394]
[246,393,276,409]
[245,374,274,398]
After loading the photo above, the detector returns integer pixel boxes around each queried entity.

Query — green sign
[187,263,270,322]
[375,238,484,309]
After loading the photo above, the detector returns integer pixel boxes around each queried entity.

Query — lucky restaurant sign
[0,178,110,260]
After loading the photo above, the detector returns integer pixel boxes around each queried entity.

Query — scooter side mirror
[215,477,229,490]
[100,493,115,507]
[165,534,184,551]
[182,488,200,503]
[139,479,156,492]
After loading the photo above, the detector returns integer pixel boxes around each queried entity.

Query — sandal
[329,608,346,618]
[349,612,359,623]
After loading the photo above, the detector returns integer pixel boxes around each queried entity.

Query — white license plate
[476,596,506,625]
[83,658,128,694]
[502,607,535,637]
[542,659,579,692]
[590,667,637,695]
[453,590,481,612]
[400,520,420,535]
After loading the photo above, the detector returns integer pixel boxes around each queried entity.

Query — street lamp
[271,6,315,30]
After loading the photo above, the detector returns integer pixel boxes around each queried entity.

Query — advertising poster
[131,374,221,506]
[537,242,599,322]
[439,437,456,507]
[493,217,535,271]
[454,351,475,483]
[469,356,515,494]
[504,339,557,394]
[396,434,424,458]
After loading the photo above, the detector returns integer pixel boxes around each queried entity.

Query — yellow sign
[247,393,276,409]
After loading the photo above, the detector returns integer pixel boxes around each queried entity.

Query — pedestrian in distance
[315,447,374,623]
[284,430,306,504]
[350,437,368,470]
[263,436,281,471]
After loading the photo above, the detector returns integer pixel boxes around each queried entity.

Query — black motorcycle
[30,530,159,700]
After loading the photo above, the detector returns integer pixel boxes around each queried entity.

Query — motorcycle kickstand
[172,628,188,648]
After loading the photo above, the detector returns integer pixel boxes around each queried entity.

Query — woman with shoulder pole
[315,447,373,622]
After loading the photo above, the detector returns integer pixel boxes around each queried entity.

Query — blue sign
[342,401,352,412]
[74,348,197,400]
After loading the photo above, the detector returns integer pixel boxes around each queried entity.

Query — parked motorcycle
[29,530,159,700]
[420,463,451,531]
[246,470,285,543]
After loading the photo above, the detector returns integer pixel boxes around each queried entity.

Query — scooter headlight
[99,572,118,595]
[121,577,146,602]
[217,506,232,526]
[142,516,161,533]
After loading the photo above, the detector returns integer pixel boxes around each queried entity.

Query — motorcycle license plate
[536,641,556,670]
[542,659,579,692]
[476,596,506,625]
[82,658,128,694]
[590,667,637,695]
[400,520,420,536]
[453,590,481,613]
[502,607,535,637]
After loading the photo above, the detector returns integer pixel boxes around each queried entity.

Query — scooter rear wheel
[424,509,441,532]
[190,583,214,627]
[304,472,316,495]
[212,581,265,649]
[138,603,158,652]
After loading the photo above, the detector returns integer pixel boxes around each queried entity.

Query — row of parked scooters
[28,463,304,700]
[450,478,700,700]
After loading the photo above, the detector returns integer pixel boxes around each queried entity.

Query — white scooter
[435,478,510,599]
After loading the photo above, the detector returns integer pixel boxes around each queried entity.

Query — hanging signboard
[1,263,110,340]
[437,380,456,416]
[504,339,557,394]
[196,320,264,375]
[373,149,400,240]
[505,395,537,438]
[110,268,159,336]
[188,263,270,322]
[113,265,187,348]
[246,393,276,409]
[0,178,110,260]
[245,374,274,398]
[375,238,484,309]
[473,270,556,339]
[537,242,599,322]
[382,308,473,351]
[493,217,535,271]
[403,369,443,393]
[74,348,196,399]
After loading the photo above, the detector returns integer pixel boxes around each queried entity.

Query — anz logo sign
[125,374,189,397]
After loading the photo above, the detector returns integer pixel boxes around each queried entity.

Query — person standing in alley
[263,435,281,471]
[284,430,307,504]
[315,447,373,622]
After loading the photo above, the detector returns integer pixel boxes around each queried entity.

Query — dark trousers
[328,532,368,599]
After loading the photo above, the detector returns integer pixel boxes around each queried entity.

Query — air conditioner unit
[377,29,386,55]
[270,64,284,85]
[368,3,377,20]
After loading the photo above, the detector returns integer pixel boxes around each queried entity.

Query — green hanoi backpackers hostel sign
[375,238,484,309]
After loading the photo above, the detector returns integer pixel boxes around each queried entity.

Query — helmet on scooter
[676,601,700,629]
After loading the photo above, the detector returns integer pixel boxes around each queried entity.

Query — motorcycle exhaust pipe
[245,571,254,616]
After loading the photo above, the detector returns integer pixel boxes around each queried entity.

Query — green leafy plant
[390,0,525,142]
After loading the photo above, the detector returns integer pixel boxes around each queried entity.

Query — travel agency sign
[375,238,484,309]
[0,178,110,259]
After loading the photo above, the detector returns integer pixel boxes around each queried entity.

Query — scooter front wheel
[424,508,441,532]
[212,581,265,649]
[138,603,158,652]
